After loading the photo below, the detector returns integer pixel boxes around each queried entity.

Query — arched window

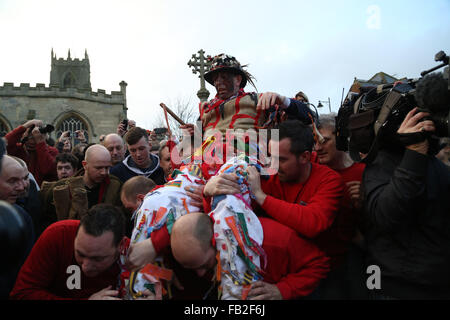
[56,116,89,145]
[0,119,9,137]
[63,72,76,88]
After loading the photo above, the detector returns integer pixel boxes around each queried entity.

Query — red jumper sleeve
[5,125,27,158]
[261,171,344,239]
[9,225,73,300]
[276,231,330,299]
[202,194,212,214]
[150,225,171,255]
[34,141,58,176]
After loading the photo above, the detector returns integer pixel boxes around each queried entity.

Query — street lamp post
[317,97,332,113]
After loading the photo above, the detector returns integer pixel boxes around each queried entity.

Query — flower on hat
[204,53,256,89]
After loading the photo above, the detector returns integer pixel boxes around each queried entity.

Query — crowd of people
[0,52,449,301]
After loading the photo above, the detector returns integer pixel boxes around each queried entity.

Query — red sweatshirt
[150,218,329,299]
[313,161,366,268]
[10,220,120,300]
[259,162,344,239]
[259,217,329,299]
[5,125,58,186]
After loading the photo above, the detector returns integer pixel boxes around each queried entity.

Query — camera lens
[39,124,55,134]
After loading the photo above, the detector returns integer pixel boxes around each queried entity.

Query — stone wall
[0,82,126,142]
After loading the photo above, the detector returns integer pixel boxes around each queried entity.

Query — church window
[56,116,89,145]
[63,72,76,88]
[0,120,8,137]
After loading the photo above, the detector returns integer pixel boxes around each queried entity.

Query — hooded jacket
[109,153,165,185]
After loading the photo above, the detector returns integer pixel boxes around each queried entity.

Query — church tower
[50,49,92,90]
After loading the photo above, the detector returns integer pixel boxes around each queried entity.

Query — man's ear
[118,236,128,249]
[137,193,145,202]
[299,151,311,164]
[234,74,243,88]
[82,160,87,169]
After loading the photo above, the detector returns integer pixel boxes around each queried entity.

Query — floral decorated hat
[204,53,256,89]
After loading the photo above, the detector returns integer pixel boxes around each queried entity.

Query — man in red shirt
[5,119,58,187]
[204,120,344,298]
[314,113,365,211]
[313,113,365,252]
[170,212,329,299]
[312,113,366,299]
[121,124,334,299]
[207,120,344,241]
[124,54,317,274]
[10,204,153,300]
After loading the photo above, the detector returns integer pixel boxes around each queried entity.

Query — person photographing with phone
[57,130,87,154]
[117,119,136,138]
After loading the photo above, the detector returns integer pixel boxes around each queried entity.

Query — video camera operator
[5,119,58,187]
[362,106,450,299]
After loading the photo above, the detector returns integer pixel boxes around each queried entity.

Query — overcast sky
[0,0,449,129]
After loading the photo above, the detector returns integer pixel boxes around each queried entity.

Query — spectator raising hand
[117,119,136,137]
[5,119,59,185]
[75,130,87,144]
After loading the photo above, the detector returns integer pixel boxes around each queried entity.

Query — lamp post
[317,97,332,113]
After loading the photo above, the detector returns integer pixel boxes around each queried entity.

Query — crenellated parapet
[0,49,128,141]
[0,82,126,105]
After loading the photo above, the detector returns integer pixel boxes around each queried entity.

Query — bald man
[0,155,28,204]
[102,133,126,166]
[120,176,156,236]
[120,176,156,215]
[170,213,330,300]
[82,145,113,191]
[0,155,35,298]
[39,144,123,232]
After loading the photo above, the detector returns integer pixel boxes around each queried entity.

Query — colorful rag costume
[127,53,315,300]
[208,154,265,300]
[119,152,266,300]
[123,54,269,300]
[118,163,206,299]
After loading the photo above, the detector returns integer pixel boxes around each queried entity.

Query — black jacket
[0,204,35,299]
[285,99,317,124]
[363,148,450,299]
[16,179,41,239]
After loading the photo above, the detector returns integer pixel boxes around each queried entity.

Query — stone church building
[0,49,127,144]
